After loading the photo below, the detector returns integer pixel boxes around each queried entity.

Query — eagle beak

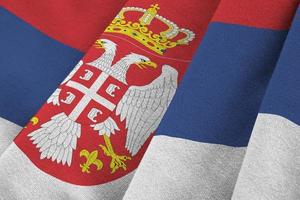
[136,61,157,69]
[94,40,104,49]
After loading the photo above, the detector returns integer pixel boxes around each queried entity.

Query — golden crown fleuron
[105,4,195,55]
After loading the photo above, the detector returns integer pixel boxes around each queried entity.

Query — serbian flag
[0,0,127,155]
[233,4,300,199]
[123,1,299,199]
[0,0,216,199]
[1,0,300,200]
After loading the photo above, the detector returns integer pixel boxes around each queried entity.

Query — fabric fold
[1,0,300,199]
[232,5,300,199]
[124,0,298,199]
[0,0,213,199]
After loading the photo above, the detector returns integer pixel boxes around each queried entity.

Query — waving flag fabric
[123,1,299,199]
[0,0,217,199]
[1,0,300,200]
[0,0,127,155]
[232,6,300,199]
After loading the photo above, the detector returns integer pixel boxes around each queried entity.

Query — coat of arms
[16,4,195,185]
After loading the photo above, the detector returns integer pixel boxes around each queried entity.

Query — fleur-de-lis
[80,149,103,173]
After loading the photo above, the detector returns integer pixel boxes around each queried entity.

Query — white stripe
[0,143,134,200]
[123,135,246,200]
[232,113,300,200]
[0,117,21,156]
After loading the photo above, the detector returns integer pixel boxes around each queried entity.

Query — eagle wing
[28,113,81,166]
[47,88,61,106]
[116,65,178,156]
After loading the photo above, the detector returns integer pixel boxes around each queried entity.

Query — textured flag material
[0,0,127,155]
[1,0,300,200]
[0,0,215,199]
[232,6,300,199]
[123,0,299,199]
[14,1,199,184]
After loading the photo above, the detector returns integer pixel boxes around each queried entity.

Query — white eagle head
[94,39,117,53]
[123,53,157,69]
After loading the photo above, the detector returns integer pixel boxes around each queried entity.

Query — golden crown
[105,4,195,55]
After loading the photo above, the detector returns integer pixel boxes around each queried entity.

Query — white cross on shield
[62,72,119,123]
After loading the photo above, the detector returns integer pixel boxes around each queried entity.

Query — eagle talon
[109,154,131,174]
[99,135,131,173]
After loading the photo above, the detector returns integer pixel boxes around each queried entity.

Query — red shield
[13,2,195,185]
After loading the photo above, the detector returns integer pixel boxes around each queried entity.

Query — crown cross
[105,4,195,55]
[151,4,160,10]
[139,4,160,25]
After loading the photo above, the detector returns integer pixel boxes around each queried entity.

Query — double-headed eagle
[28,39,178,173]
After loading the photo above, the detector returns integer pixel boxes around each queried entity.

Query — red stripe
[1,0,220,53]
[1,0,127,52]
[212,0,299,30]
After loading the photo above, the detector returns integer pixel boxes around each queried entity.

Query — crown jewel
[105,4,195,55]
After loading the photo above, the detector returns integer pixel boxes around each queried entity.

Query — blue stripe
[0,8,83,126]
[157,22,287,147]
[260,10,300,124]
